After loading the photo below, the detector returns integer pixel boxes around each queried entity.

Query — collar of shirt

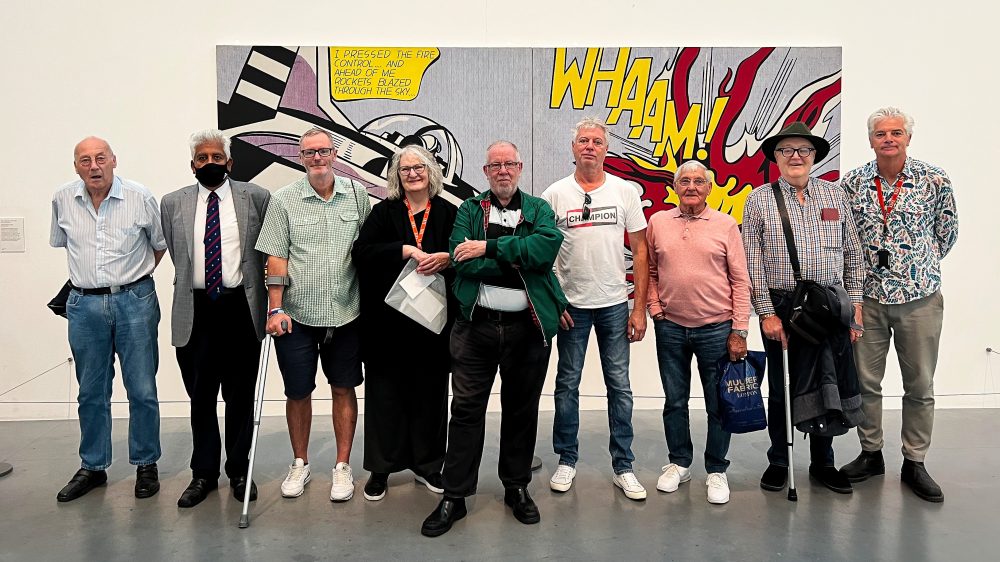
[198,178,231,202]
[298,175,356,201]
[73,175,124,202]
[669,206,710,221]
[489,188,522,211]
[777,176,814,198]
[862,156,915,183]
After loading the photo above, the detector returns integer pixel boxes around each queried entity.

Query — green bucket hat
[761,121,831,163]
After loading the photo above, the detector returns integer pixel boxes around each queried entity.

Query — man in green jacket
[421,140,567,537]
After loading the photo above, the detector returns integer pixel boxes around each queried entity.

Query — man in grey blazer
[161,129,271,508]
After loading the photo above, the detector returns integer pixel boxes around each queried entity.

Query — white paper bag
[384,258,448,334]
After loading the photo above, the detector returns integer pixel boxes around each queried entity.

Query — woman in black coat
[352,145,458,501]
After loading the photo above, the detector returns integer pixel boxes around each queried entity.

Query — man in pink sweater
[645,160,751,505]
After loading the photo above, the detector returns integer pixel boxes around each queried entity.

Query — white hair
[867,107,914,136]
[674,160,708,179]
[189,129,231,159]
[485,140,522,162]
[572,116,609,140]
[385,145,444,200]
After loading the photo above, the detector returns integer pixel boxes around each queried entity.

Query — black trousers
[762,290,834,467]
[176,289,260,480]
[441,311,551,497]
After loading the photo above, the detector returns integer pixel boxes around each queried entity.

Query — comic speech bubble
[328,47,439,101]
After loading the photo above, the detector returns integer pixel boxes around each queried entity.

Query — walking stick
[782,346,797,502]
[239,320,284,528]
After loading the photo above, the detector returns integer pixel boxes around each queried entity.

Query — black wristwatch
[731,329,749,338]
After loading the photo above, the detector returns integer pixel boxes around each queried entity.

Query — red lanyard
[404,199,431,250]
[874,176,903,226]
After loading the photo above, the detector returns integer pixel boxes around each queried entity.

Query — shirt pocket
[340,212,361,242]
[819,220,843,249]
[290,216,323,246]
[108,224,144,256]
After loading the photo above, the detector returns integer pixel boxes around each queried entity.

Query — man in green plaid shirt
[255,127,371,502]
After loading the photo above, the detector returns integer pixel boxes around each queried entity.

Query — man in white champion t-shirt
[540,117,650,501]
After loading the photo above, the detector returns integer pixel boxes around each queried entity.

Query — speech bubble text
[328,47,439,101]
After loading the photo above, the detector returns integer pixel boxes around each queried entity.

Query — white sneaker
[330,462,355,502]
[280,458,311,498]
[656,463,692,493]
[612,471,647,501]
[549,464,577,492]
[706,472,730,504]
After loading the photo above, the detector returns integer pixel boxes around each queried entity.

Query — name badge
[820,207,839,221]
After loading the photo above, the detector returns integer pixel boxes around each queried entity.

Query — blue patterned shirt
[841,157,958,304]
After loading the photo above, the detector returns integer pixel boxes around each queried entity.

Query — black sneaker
[840,450,885,483]
[364,472,389,501]
[901,460,944,503]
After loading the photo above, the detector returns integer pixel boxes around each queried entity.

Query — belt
[194,285,244,296]
[471,306,531,323]
[73,275,152,295]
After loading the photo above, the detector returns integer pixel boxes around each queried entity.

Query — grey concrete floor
[0,409,997,561]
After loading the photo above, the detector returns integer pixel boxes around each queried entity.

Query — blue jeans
[66,277,161,470]
[653,318,732,473]
[553,303,635,473]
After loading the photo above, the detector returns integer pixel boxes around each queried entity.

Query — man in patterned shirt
[742,121,865,496]
[839,108,958,503]
[256,127,372,502]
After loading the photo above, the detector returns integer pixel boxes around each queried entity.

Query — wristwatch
[731,329,749,338]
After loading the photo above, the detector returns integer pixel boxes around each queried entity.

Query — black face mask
[194,162,228,187]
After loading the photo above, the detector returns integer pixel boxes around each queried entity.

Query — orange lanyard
[404,199,431,250]
[874,176,903,226]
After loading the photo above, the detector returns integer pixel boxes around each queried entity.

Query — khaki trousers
[853,291,944,462]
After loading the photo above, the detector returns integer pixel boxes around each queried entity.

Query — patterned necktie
[205,191,222,300]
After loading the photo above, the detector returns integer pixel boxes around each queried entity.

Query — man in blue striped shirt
[50,136,167,502]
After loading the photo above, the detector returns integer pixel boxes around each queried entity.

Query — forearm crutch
[782,346,797,502]
[238,321,283,528]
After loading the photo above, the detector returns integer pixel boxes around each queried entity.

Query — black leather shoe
[177,478,218,508]
[364,472,389,501]
[809,464,853,494]
[901,460,944,503]
[57,468,107,502]
[759,464,787,491]
[135,463,160,499]
[503,487,540,524]
[230,476,257,502]
[840,450,885,483]
[421,497,467,537]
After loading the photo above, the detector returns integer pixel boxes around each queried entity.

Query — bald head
[73,136,117,192]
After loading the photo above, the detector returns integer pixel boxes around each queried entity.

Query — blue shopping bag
[717,351,767,434]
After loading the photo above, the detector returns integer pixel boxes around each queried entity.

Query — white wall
[1,0,998,421]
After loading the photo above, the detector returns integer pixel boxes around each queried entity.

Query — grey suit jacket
[161,180,271,347]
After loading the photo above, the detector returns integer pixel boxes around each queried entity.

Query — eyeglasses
[399,164,427,176]
[582,193,592,220]
[774,147,815,158]
[485,161,521,172]
[676,178,709,187]
[77,155,109,166]
[300,147,334,158]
